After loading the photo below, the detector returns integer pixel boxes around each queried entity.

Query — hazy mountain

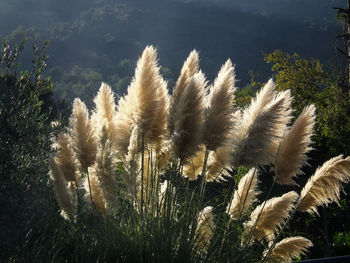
[0,0,343,102]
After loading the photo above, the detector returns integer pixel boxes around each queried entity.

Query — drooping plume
[52,133,77,182]
[170,72,207,161]
[49,158,77,221]
[232,89,292,167]
[275,105,316,185]
[195,206,215,254]
[242,191,298,244]
[227,168,260,220]
[69,98,97,173]
[168,50,199,138]
[91,82,119,144]
[264,236,313,263]
[297,155,350,215]
[203,59,236,151]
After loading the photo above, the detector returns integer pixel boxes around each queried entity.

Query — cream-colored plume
[264,236,313,263]
[205,111,240,182]
[114,46,169,158]
[91,82,119,144]
[275,105,316,185]
[69,98,97,173]
[114,93,136,159]
[91,126,119,215]
[170,72,206,161]
[52,133,77,183]
[84,169,106,215]
[168,50,199,139]
[129,46,169,142]
[242,191,298,244]
[49,158,77,221]
[203,59,236,151]
[183,146,206,181]
[195,206,215,254]
[227,168,260,220]
[206,145,232,182]
[232,89,292,167]
[297,155,350,215]
[242,79,276,125]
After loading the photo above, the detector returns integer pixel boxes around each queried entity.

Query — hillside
[0,0,342,103]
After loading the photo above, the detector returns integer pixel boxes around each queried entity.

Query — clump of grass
[48,46,350,263]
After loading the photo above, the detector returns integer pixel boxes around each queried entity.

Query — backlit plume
[227,168,260,220]
[203,59,236,151]
[70,98,97,173]
[275,105,316,185]
[242,191,298,244]
[170,72,206,161]
[264,236,313,263]
[298,155,350,214]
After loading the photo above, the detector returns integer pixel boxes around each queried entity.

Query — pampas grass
[169,72,207,161]
[227,168,260,220]
[203,59,236,151]
[49,158,77,220]
[91,82,119,144]
[232,89,292,167]
[47,46,350,263]
[264,237,313,263]
[297,155,350,214]
[70,98,97,173]
[242,191,298,244]
[195,206,215,254]
[275,105,316,185]
[52,133,77,183]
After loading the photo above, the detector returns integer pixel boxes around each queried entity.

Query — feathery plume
[91,82,119,144]
[205,111,240,182]
[242,79,276,125]
[206,145,231,182]
[170,72,206,161]
[85,168,106,215]
[169,50,199,138]
[130,45,168,142]
[53,133,77,182]
[183,146,206,181]
[70,98,97,173]
[242,191,298,244]
[264,237,313,263]
[203,59,236,151]
[227,168,260,220]
[195,206,215,254]
[114,46,169,159]
[92,126,119,214]
[232,89,292,167]
[49,158,77,221]
[275,105,316,185]
[297,155,350,215]
[114,93,136,159]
